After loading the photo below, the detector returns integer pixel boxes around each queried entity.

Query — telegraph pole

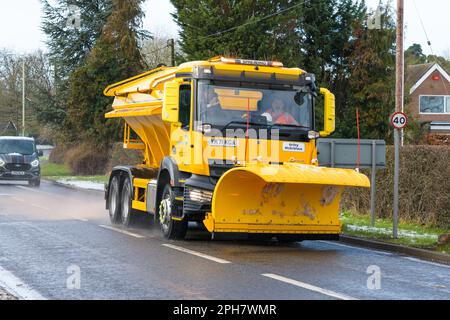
[168,38,175,67]
[22,59,25,137]
[393,0,404,239]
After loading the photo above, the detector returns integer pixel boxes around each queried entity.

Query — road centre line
[30,203,50,211]
[99,225,145,238]
[262,273,358,300]
[162,243,231,264]
[16,185,40,193]
[0,265,46,300]
[11,196,25,203]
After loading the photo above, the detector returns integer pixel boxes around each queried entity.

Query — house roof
[407,63,450,94]
[406,63,434,89]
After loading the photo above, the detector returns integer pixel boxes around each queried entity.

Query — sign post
[390,112,407,239]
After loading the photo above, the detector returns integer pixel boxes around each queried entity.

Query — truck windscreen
[0,139,35,155]
[196,81,312,131]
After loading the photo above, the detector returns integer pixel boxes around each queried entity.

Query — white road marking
[162,244,231,264]
[99,225,145,238]
[0,265,46,300]
[0,194,12,196]
[262,273,358,300]
[11,196,25,203]
[320,241,393,256]
[15,185,54,196]
[16,185,40,193]
[402,257,450,269]
[30,203,49,211]
[74,218,89,222]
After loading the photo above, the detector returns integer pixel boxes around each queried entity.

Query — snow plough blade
[203,163,370,236]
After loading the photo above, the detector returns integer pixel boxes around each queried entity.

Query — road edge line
[340,235,450,266]
[0,265,46,300]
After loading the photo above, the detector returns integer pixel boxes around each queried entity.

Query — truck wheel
[159,183,187,240]
[108,175,121,224]
[120,177,136,227]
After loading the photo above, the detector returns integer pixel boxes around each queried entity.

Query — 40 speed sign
[390,112,408,129]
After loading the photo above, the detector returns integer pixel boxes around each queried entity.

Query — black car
[0,136,42,187]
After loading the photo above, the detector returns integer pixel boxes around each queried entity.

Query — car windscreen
[0,139,35,155]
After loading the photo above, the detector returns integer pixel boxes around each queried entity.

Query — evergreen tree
[171,0,301,62]
[405,43,427,65]
[41,0,114,79]
[65,0,149,145]
[40,0,114,128]
[339,4,396,140]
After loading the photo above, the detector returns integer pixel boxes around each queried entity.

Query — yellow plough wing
[204,163,369,235]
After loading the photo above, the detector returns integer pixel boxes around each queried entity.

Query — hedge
[342,145,450,229]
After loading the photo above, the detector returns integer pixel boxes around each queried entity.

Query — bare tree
[0,50,57,138]
[141,28,179,69]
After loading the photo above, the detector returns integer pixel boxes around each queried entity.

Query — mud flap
[203,163,370,235]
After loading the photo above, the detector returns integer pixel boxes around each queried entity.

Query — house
[406,63,450,135]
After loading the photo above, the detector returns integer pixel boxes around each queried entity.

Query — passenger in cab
[267,96,299,126]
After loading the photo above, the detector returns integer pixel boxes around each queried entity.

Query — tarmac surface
[0,181,449,300]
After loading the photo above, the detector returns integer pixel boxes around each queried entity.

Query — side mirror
[162,80,181,123]
[319,88,335,137]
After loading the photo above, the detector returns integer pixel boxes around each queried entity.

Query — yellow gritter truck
[104,57,370,240]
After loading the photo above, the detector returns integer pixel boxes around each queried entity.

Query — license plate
[11,171,25,176]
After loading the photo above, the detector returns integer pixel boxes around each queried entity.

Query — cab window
[179,84,191,129]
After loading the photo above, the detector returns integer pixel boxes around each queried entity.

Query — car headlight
[0,159,5,167]
[31,159,40,167]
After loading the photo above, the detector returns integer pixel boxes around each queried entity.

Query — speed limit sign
[390,112,408,129]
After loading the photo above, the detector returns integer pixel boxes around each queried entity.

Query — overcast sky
[0,0,449,58]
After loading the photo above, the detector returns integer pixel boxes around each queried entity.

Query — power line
[197,1,305,40]
[142,43,170,57]
[412,0,449,95]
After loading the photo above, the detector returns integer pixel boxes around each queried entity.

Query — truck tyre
[108,175,121,224]
[120,177,136,227]
[159,183,187,240]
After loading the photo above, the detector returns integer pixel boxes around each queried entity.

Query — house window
[447,97,450,113]
[419,95,450,114]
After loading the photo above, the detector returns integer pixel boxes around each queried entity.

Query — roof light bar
[220,57,283,67]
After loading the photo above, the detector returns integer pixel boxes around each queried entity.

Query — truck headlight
[186,188,213,203]
[31,159,40,167]
[308,130,320,139]
[0,159,5,167]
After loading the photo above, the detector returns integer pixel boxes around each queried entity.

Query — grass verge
[41,162,107,184]
[341,211,449,254]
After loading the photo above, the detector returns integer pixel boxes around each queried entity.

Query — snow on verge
[56,179,104,191]
[345,224,438,240]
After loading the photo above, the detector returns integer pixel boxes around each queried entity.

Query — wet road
[0,181,449,300]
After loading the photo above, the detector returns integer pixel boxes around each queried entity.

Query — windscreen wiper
[268,123,310,130]
[221,120,269,132]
